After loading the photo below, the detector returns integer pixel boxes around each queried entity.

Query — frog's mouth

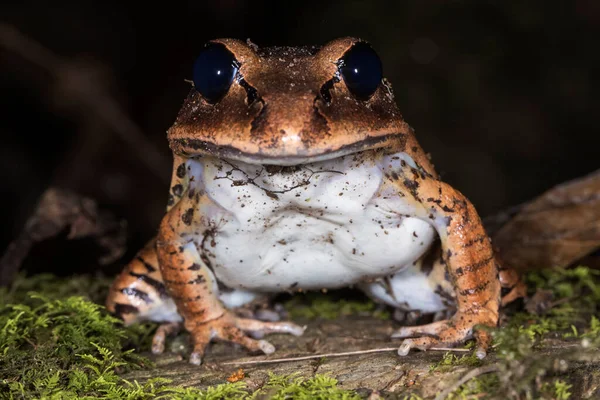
[169,133,406,166]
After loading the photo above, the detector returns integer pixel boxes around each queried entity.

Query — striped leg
[106,238,180,327]
[384,155,501,359]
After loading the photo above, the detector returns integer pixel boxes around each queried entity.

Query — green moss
[539,379,572,400]
[251,372,361,400]
[438,265,600,399]
[0,293,154,398]
[0,274,364,399]
[400,395,424,400]
[0,272,113,305]
[429,351,482,373]
[446,374,500,400]
[284,291,390,320]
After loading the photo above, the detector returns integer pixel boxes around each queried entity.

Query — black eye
[338,42,383,101]
[192,43,239,103]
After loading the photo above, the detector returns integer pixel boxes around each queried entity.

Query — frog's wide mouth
[169,134,406,166]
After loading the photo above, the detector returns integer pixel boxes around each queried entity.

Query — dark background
[1,1,599,277]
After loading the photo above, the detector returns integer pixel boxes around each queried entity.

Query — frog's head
[168,37,412,165]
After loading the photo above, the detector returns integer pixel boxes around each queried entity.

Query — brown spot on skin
[265,191,279,200]
[404,178,420,200]
[189,275,206,284]
[188,263,202,271]
[172,184,184,197]
[171,294,203,302]
[462,234,487,248]
[176,163,187,178]
[200,254,213,269]
[458,281,490,296]
[391,171,399,181]
[164,279,187,286]
[455,255,495,275]
[182,208,194,225]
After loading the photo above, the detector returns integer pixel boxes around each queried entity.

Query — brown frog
[106,37,525,365]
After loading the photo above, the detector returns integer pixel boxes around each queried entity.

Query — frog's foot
[235,304,286,322]
[187,311,306,365]
[151,322,182,354]
[391,312,495,359]
[497,258,527,307]
[393,309,422,325]
[500,277,527,307]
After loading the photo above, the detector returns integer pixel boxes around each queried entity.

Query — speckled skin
[106,37,525,364]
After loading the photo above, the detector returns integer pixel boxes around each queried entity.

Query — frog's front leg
[384,155,501,359]
[156,186,304,365]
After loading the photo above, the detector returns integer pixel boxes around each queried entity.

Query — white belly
[191,154,437,292]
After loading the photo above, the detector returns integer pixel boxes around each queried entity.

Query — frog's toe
[391,319,447,339]
[397,337,437,356]
[215,323,277,355]
[254,309,282,322]
[235,317,306,336]
[188,324,212,365]
[396,333,462,357]
[393,319,465,356]
[151,322,182,354]
[473,328,492,359]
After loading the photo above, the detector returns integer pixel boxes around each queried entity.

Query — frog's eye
[193,43,239,104]
[338,42,383,101]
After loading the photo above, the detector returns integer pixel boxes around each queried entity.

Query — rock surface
[123,314,600,399]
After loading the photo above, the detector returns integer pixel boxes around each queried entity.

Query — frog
[106,37,525,365]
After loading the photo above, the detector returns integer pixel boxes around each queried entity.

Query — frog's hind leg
[106,238,183,354]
